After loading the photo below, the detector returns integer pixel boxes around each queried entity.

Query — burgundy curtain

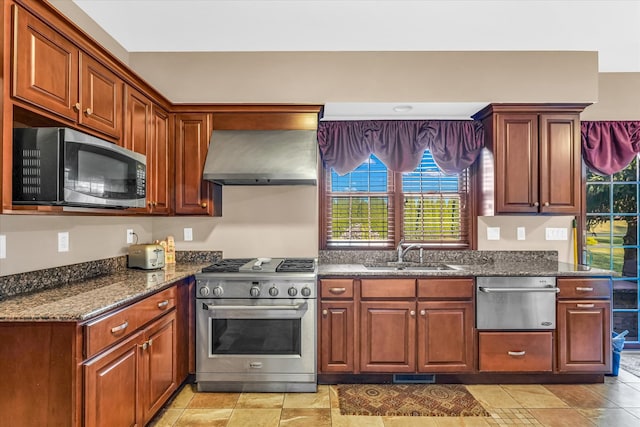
[317,120,485,175]
[581,121,640,175]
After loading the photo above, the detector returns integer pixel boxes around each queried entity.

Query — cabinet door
[175,114,219,215]
[360,301,416,372]
[320,301,355,372]
[141,311,178,425]
[79,53,123,139]
[149,106,172,214]
[12,5,79,121]
[538,114,581,214]
[557,300,611,373]
[84,331,142,427]
[494,113,539,213]
[124,86,152,212]
[417,301,474,372]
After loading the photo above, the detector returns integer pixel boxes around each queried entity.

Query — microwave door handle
[478,287,561,293]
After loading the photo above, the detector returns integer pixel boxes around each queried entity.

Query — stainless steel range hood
[202,130,318,185]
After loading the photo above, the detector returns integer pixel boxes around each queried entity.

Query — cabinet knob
[73,103,81,112]
[544,202,550,207]
[410,310,416,316]
[322,309,328,316]
[420,309,426,316]
[201,202,208,208]
[141,342,148,350]
[533,202,540,207]
[84,107,92,116]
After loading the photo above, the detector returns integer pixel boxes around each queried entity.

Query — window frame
[319,153,478,250]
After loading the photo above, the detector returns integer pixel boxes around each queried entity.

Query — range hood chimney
[202,130,318,185]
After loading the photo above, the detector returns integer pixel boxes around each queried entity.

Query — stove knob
[250,286,261,297]
[288,287,298,297]
[301,287,312,297]
[199,287,210,297]
[212,286,224,297]
[269,287,279,297]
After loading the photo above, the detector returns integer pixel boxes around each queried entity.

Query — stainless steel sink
[364,263,463,271]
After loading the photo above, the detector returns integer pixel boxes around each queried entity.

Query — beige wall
[477,216,576,264]
[129,51,599,104]
[582,73,640,120]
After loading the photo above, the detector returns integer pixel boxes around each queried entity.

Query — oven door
[196,298,316,377]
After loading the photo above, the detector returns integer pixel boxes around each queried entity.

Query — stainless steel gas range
[194,258,317,392]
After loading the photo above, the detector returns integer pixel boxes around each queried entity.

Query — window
[586,156,639,346]
[322,151,472,248]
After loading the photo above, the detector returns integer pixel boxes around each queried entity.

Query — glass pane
[612,184,637,213]
[331,155,387,193]
[613,156,638,182]
[613,311,638,342]
[622,247,638,279]
[612,247,625,275]
[613,280,638,309]
[403,196,462,241]
[586,184,610,213]
[330,196,389,241]
[586,168,611,182]
[585,216,612,239]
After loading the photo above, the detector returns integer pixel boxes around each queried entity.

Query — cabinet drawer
[84,286,176,358]
[361,279,415,298]
[418,278,474,299]
[557,278,610,299]
[478,332,553,372]
[320,279,354,299]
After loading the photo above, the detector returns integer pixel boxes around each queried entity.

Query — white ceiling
[71,0,640,72]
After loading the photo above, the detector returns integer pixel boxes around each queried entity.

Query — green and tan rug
[337,384,490,417]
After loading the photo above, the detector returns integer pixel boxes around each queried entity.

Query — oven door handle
[204,303,307,311]
[478,287,560,293]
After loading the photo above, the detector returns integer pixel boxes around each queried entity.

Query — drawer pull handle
[329,287,346,294]
[111,321,128,334]
[157,300,169,309]
[576,287,594,292]
[508,351,526,357]
[577,303,595,308]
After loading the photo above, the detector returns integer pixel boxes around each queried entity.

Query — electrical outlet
[517,227,526,241]
[58,232,69,252]
[184,228,193,241]
[127,229,135,244]
[0,235,6,259]
[545,227,568,241]
[487,227,500,241]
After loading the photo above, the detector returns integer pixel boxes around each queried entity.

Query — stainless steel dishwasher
[476,277,559,330]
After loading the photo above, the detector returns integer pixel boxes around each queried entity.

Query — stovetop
[201,258,316,274]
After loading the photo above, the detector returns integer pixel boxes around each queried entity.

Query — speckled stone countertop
[317,249,617,278]
[0,263,209,322]
[318,261,616,278]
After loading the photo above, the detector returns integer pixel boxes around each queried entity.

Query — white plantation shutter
[323,151,470,249]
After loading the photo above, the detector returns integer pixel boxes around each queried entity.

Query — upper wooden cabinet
[12,5,123,140]
[175,113,221,216]
[474,104,588,215]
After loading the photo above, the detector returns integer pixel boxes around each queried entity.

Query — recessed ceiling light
[393,105,413,113]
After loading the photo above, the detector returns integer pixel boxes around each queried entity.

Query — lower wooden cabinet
[320,301,355,372]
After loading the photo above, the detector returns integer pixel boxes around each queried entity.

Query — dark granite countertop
[318,261,616,278]
[0,263,208,321]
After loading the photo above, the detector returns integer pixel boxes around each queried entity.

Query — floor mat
[337,383,490,417]
[621,351,640,378]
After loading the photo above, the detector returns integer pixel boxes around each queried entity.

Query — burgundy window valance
[581,121,640,175]
[317,120,485,175]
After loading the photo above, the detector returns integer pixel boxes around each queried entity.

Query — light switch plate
[545,227,568,241]
[58,232,69,252]
[184,228,193,241]
[517,227,526,241]
[487,227,500,240]
[0,235,6,259]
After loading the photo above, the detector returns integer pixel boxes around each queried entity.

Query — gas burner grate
[201,258,252,273]
[276,258,316,273]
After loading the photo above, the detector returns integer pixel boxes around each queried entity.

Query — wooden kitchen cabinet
[557,277,612,373]
[473,104,587,215]
[479,331,553,372]
[320,279,356,372]
[175,113,221,215]
[12,5,123,140]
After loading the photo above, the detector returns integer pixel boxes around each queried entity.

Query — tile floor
[150,367,640,426]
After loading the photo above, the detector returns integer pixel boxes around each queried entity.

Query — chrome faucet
[396,238,420,263]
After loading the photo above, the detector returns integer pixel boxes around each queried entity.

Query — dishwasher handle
[479,286,560,293]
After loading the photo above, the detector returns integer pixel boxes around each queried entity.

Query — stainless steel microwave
[12,127,146,209]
